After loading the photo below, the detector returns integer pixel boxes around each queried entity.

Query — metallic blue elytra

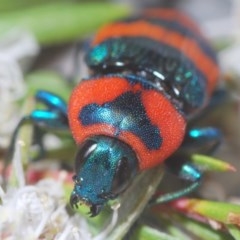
[79,91,162,150]
[86,37,207,113]
[121,16,218,63]
[70,135,138,216]
[181,72,206,108]
[86,42,109,66]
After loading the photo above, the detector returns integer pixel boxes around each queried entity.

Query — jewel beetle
[8,8,221,217]
[68,8,221,216]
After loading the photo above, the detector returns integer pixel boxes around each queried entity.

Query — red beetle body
[68,8,220,216]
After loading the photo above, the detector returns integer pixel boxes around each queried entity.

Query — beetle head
[70,135,138,217]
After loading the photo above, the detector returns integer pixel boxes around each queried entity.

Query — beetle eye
[75,139,97,173]
[111,156,135,195]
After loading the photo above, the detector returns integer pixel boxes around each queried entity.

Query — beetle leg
[29,109,68,130]
[6,91,69,162]
[35,90,68,120]
[153,125,221,204]
[150,155,202,205]
[182,126,222,154]
[89,204,103,217]
[13,90,69,131]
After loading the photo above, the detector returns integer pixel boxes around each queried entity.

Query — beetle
[8,8,222,217]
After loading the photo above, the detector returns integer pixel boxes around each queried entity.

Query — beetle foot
[89,204,103,217]
[70,192,80,209]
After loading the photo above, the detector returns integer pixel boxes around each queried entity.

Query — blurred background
[1,0,240,239]
[0,0,240,206]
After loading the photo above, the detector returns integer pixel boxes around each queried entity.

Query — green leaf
[0,0,108,12]
[25,70,72,100]
[173,214,233,240]
[134,225,181,240]
[191,154,236,172]
[0,3,130,45]
[150,208,231,240]
[228,224,240,240]
[105,167,164,240]
[172,198,240,226]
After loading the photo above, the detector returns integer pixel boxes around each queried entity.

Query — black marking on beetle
[79,91,162,150]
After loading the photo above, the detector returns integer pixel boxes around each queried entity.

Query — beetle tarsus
[89,204,103,217]
[70,193,80,209]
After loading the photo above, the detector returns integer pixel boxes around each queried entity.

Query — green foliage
[0,2,130,45]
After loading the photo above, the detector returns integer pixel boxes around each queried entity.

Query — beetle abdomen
[86,8,219,116]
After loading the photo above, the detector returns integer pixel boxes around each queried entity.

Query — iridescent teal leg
[7,90,68,161]
[12,90,69,130]
[150,155,202,205]
[151,125,222,205]
[182,127,222,154]
[150,90,224,205]
[183,89,225,154]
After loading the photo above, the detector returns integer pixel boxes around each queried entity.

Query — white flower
[0,30,39,148]
[0,142,92,240]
